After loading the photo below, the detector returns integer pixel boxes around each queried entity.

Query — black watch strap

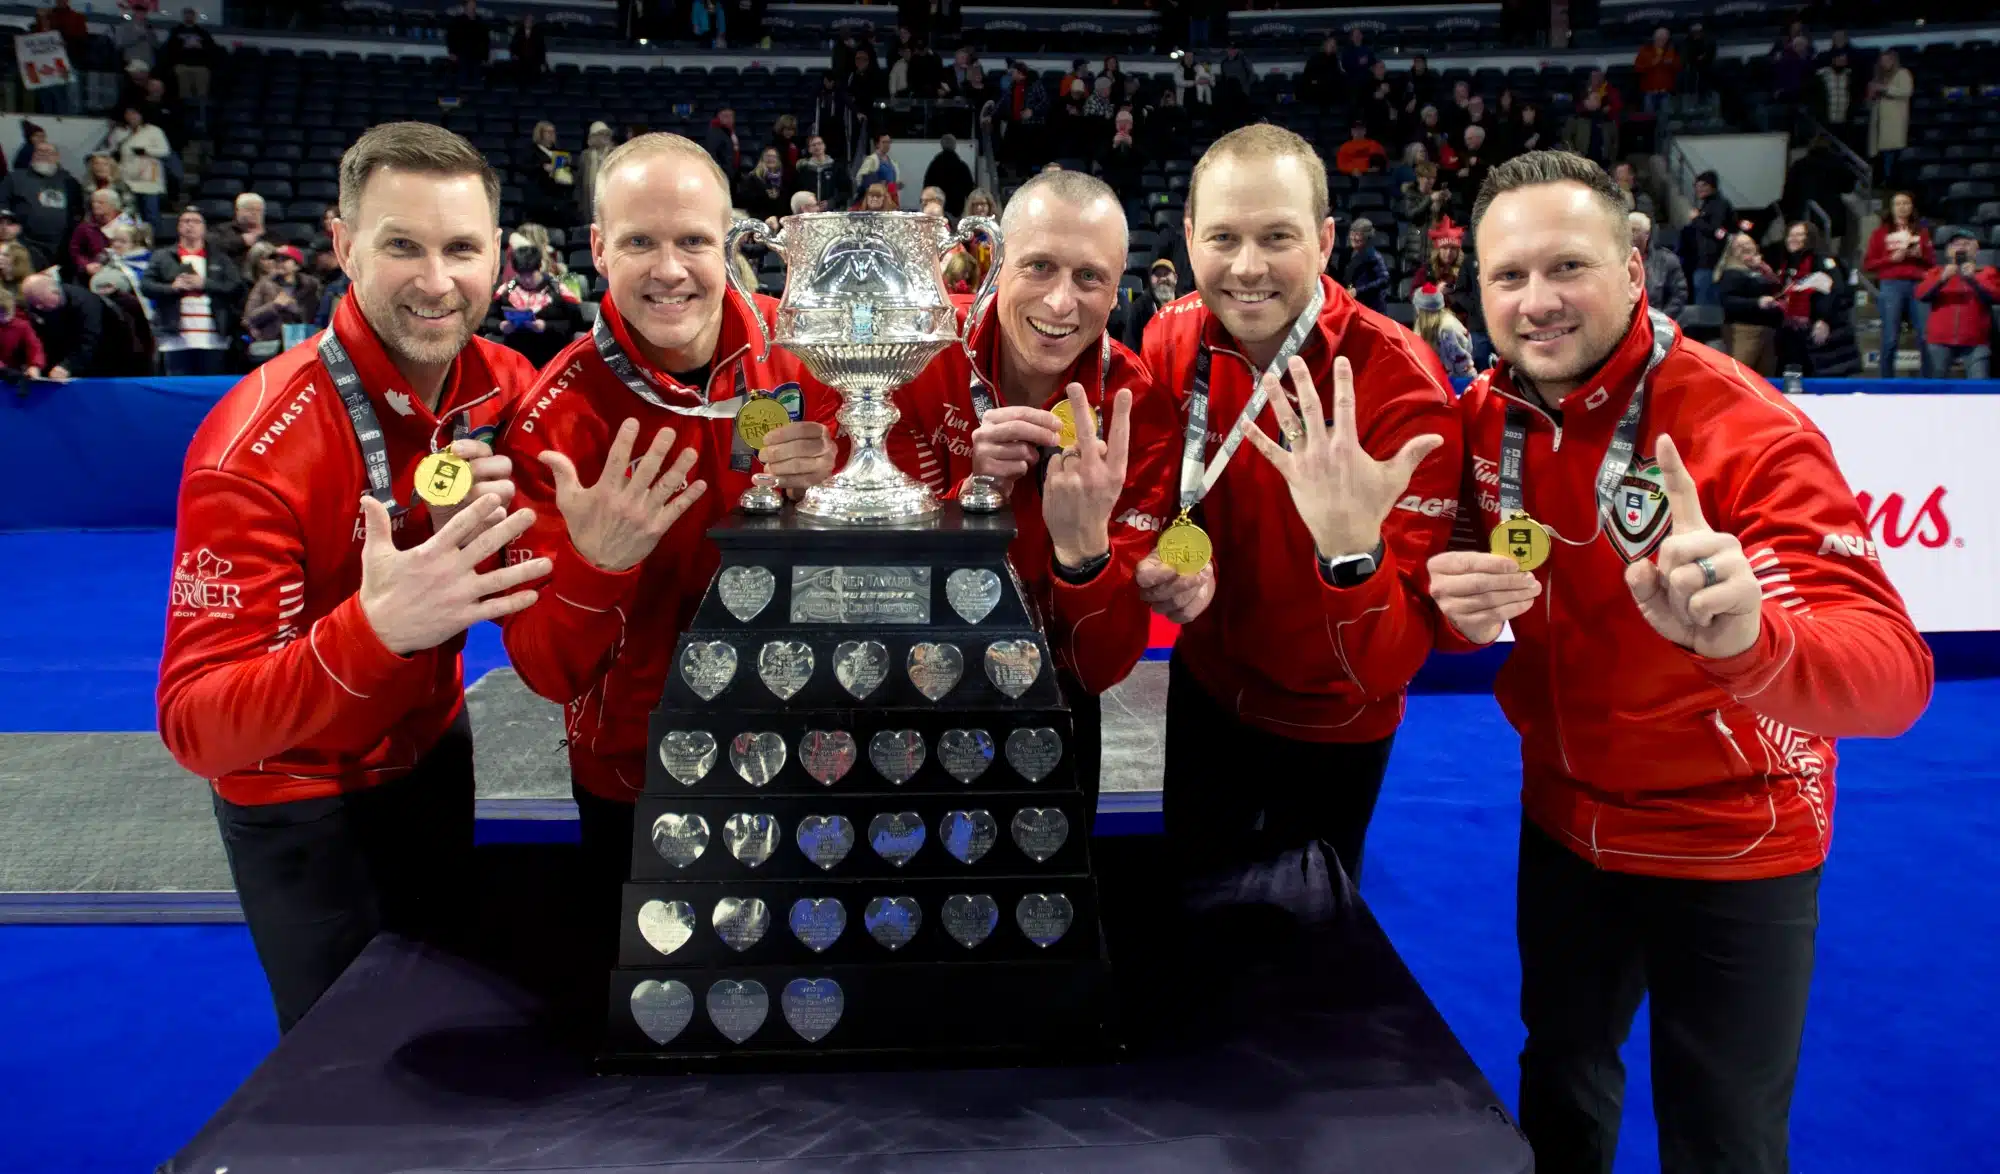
[1053,550,1111,585]
[1317,540,1385,588]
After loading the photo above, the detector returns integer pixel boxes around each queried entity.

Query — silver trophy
[725,211,1004,524]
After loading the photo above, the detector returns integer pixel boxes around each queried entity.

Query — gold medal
[1155,510,1213,576]
[1490,511,1552,572]
[1051,398,1094,450]
[414,450,473,508]
[736,395,791,451]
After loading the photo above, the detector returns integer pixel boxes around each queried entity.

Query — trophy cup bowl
[725,210,1005,524]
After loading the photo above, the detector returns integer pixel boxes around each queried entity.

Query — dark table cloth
[163,836,1530,1173]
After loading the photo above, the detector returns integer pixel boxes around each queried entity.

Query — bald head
[22,273,60,311]
[593,132,733,231]
[998,169,1127,255]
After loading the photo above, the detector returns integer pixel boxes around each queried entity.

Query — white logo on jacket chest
[170,549,241,618]
[517,361,583,434]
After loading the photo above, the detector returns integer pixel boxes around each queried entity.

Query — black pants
[1160,652,1394,882]
[212,711,475,1033]
[1517,818,1821,1174]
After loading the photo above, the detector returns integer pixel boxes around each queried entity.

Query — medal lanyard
[321,331,401,512]
[965,332,1112,422]
[591,308,747,420]
[1496,308,1680,527]
[1175,280,1325,515]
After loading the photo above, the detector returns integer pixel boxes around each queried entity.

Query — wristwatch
[1054,550,1111,585]
[1317,541,1385,589]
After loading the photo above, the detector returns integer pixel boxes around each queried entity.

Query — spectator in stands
[796,134,846,208]
[1122,257,1178,352]
[1680,20,1716,98]
[243,244,321,362]
[1453,126,1493,204]
[888,45,912,99]
[737,148,790,226]
[143,206,243,376]
[487,237,583,368]
[444,0,489,88]
[1412,105,1446,164]
[0,213,34,302]
[1716,232,1781,375]
[1335,121,1386,178]
[1771,34,1812,104]
[918,186,948,220]
[1863,190,1934,378]
[1342,217,1390,313]
[1769,220,1845,376]
[1402,54,1438,113]
[1461,94,1495,146]
[139,76,182,146]
[575,121,616,225]
[1634,26,1680,115]
[1610,161,1656,220]
[115,2,156,71]
[1581,67,1623,120]
[958,188,1000,282]
[1916,229,2000,379]
[1866,50,1913,183]
[0,287,45,384]
[1302,34,1343,108]
[208,192,269,267]
[1411,282,1473,377]
[790,190,821,217]
[811,72,853,167]
[1100,112,1146,201]
[1399,163,1448,274]
[1140,86,1186,162]
[509,12,548,80]
[108,106,171,228]
[1,142,83,273]
[1683,170,1732,306]
[1563,90,1619,168]
[103,221,153,299]
[1812,50,1863,151]
[1339,25,1374,78]
[848,46,888,119]
[1629,212,1687,319]
[158,7,216,107]
[1085,74,1117,121]
[854,134,899,200]
[1500,101,1546,160]
[691,0,726,48]
[83,153,134,219]
[768,114,801,185]
[857,182,893,212]
[20,274,107,380]
[703,107,742,181]
[522,123,579,228]
[923,135,975,223]
[69,190,125,281]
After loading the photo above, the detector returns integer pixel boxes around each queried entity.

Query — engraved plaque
[713,896,771,952]
[938,728,995,783]
[1015,893,1074,948]
[868,729,926,784]
[800,730,858,785]
[730,732,787,786]
[906,641,964,702]
[1004,727,1063,783]
[637,899,696,956]
[833,639,890,699]
[718,564,776,622]
[782,977,844,1043]
[942,893,1000,949]
[945,567,1004,625]
[984,639,1043,699]
[868,811,927,867]
[706,979,769,1043]
[722,812,779,867]
[631,979,695,1044]
[658,730,718,786]
[788,897,847,952]
[791,565,933,624]
[650,813,710,868]
[795,814,856,870]
[757,639,815,700]
[940,809,998,864]
[864,895,923,950]
[679,641,739,701]
[1011,807,1069,863]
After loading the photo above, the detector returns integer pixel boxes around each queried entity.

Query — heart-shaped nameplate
[941,893,1000,949]
[718,564,775,622]
[679,641,738,701]
[757,639,814,701]
[657,730,719,786]
[945,567,1003,625]
[906,642,964,702]
[868,811,927,868]
[795,814,855,871]
[722,812,778,868]
[938,728,994,783]
[730,731,787,786]
[983,640,1043,699]
[799,730,857,785]
[833,639,889,700]
[1015,892,1074,948]
[940,809,998,865]
[782,977,844,1043]
[1004,727,1063,783]
[1011,807,1070,863]
[637,898,696,956]
[712,896,770,952]
[788,897,847,952]
[650,813,710,869]
[706,979,768,1044]
[868,729,926,784]
[630,979,694,1044]
[863,895,923,950]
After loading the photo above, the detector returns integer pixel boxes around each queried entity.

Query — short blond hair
[338,122,499,225]
[594,132,733,227]
[1188,124,1331,224]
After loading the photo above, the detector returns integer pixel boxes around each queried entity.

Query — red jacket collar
[1197,273,1352,369]
[961,295,1114,408]
[329,290,496,428]
[1488,293,1664,418]
[599,286,760,404]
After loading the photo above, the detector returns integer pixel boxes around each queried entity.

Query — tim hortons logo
[1853,487,1956,550]
[1471,455,1500,488]
[170,549,241,617]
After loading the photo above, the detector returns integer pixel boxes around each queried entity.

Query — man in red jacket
[157,123,552,1031]
[1915,227,2000,378]
[1138,124,1462,881]
[886,169,1180,809]
[498,133,840,899]
[1428,150,1932,1174]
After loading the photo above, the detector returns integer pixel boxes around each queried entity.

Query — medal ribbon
[320,331,401,513]
[965,331,1112,422]
[1176,280,1326,514]
[1496,308,1680,527]
[591,308,747,421]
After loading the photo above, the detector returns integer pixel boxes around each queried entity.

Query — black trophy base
[600,957,1119,1073]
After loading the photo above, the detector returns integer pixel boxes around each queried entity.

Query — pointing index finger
[1654,434,1710,534]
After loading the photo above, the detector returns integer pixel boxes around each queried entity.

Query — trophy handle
[725,216,783,361]
[947,214,1004,355]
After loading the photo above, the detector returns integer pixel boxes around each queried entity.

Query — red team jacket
[499,289,843,802]
[1449,303,1932,879]
[157,296,537,804]
[1142,275,1464,742]
[1914,264,2000,348]
[885,302,1179,694]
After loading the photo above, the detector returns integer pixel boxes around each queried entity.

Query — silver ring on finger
[1281,422,1307,447]
[1696,556,1718,589]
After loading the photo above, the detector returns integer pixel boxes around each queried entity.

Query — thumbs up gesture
[1624,435,1761,659]
[357,493,553,655]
